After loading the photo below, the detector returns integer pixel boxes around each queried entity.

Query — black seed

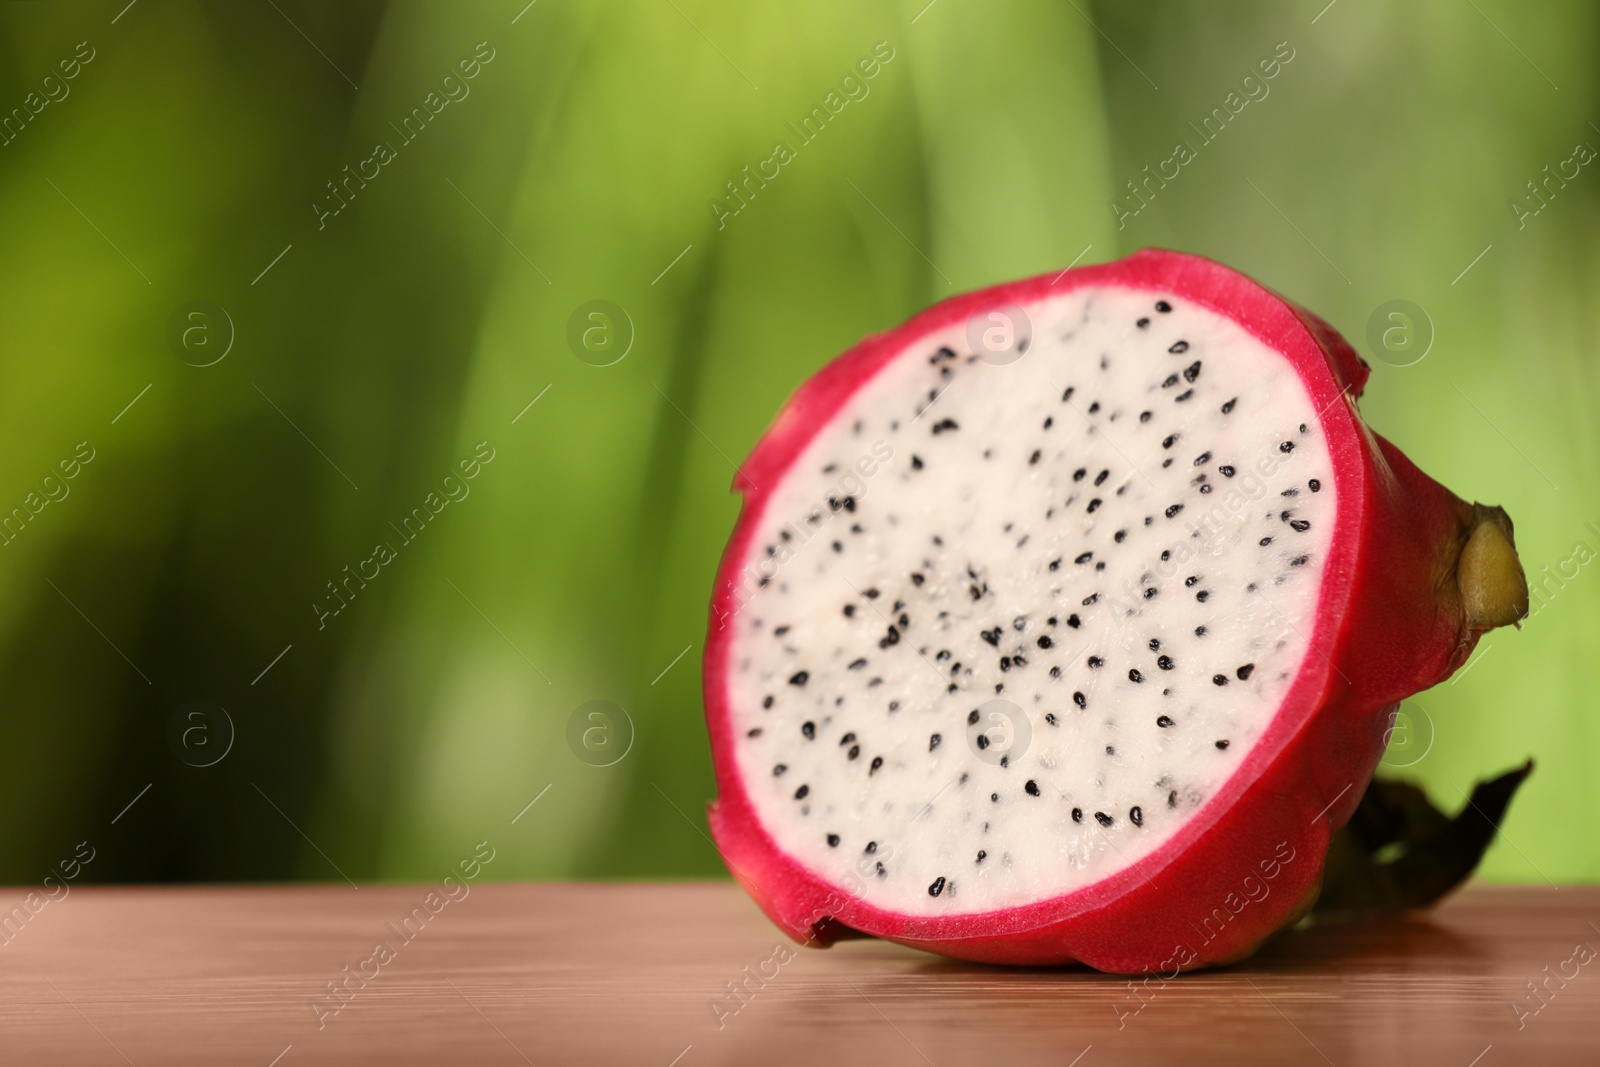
[981,628,1001,647]
[1168,790,1178,808]
[911,455,924,470]
[999,657,1012,672]
[1062,386,1075,401]
[1045,712,1058,725]
[1049,558,1061,572]
[1129,668,1144,683]
[1309,478,1322,492]
[976,850,987,863]
[1165,503,1183,518]
[864,841,877,854]
[1149,638,1161,651]
[1160,550,1171,561]
[1219,465,1236,477]
[1114,529,1127,543]
[1290,519,1311,533]
[843,605,856,617]
[1137,317,1150,328]
[870,756,883,774]
[1282,488,1299,498]
[1074,691,1086,709]
[1291,555,1309,566]
[1196,590,1210,603]
[927,732,942,753]
[1221,398,1237,414]
[1139,410,1153,422]
[789,671,809,686]
[929,877,946,897]
[879,625,900,648]
[1155,300,1172,312]
[848,745,860,760]
[911,572,925,586]
[1025,780,1040,796]
[889,701,901,712]
[1143,587,1158,600]
[876,862,886,876]
[1260,536,1273,547]
[1157,655,1174,670]
[1072,808,1083,823]
[864,588,880,599]
[1073,467,1087,481]
[1212,675,1228,686]
[932,418,959,434]
[794,785,809,799]
[1237,663,1255,680]
[1130,806,1143,827]
[1162,374,1179,388]
[1169,340,1190,354]
[1088,656,1104,668]
[848,657,867,670]
[1083,593,1100,606]
[1185,575,1200,587]
[1076,551,1094,564]
[763,695,774,709]
[1088,401,1100,414]
[802,721,815,739]
[1157,715,1175,727]
[1162,435,1179,450]
[991,792,999,802]
[1195,626,1207,638]
[1067,614,1081,628]
[1037,635,1053,649]
[832,541,842,553]
[1183,360,1201,382]
[1095,811,1114,827]
[1216,739,1230,750]
[1175,389,1194,402]
[1094,469,1109,486]
[827,834,840,847]
[747,728,762,737]
[1050,666,1062,678]
[1193,452,1211,467]
[1028,449,1042,466]
[1044,416,1053,429]
[1087,498,1102,512]
[968,709,981,726]
[773,764,787,776]
[1279,441,1294,454]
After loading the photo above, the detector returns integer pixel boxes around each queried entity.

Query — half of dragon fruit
[703,249,1528,972]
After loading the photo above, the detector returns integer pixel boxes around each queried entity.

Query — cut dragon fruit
[703,249,1528,972]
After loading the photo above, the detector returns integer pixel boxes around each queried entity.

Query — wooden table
[2,882,1595,1065]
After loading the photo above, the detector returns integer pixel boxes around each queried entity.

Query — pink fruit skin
[704,249,1492,972]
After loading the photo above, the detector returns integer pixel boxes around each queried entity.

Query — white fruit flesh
[723,286,1337,916]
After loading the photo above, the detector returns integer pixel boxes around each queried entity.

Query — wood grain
[1,882,1595,1065]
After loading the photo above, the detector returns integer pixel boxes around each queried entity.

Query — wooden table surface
[2,882,1595,1066]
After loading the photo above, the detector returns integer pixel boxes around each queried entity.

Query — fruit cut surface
[723,285,1337,917]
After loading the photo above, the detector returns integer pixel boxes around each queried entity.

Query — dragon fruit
[702,249,1528,973]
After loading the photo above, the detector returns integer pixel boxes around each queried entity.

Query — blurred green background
[0,0,1593,887]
